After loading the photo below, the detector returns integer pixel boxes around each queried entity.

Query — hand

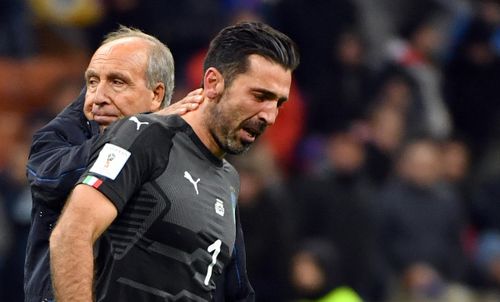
[156,88,203,116]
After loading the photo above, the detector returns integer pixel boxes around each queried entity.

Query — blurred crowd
[2,0,500,301]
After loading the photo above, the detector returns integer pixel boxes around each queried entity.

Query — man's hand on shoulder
[156,88,203,116]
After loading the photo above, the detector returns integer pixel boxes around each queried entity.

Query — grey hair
[102,25,175,107]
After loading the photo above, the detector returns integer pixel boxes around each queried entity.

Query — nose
[92,82,111,106]
[257,102,279,126]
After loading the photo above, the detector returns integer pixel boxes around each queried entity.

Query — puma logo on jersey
[129,116,149,130]
[184,171,200,195]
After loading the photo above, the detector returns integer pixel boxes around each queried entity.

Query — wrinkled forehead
[93,37,150,62]
[88,38,150,74]
[243,55,292,97]
[99,36,152,53]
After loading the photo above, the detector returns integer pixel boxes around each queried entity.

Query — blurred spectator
[289,239,363,302]
[270,0,359,134]
[440,138,476,252]
[291,130,381,300]
[0,56,86,114]
[387,13,453,139]
[228,143,294,301]
[470,173,500,234]
[370,66,426,139]
[470,231,500,300]
[305,29,374,134]
[0,112,24,169]
[355,0,469,67]
[29,0,103,27]
[359,68,420,188]
[374,137,468,299]
[362,105,405,187]
[271,0,359,90]
[441,138,471,186]
[387,262,476,302]
[27,78,83,126]
[467,163,500,297]
[444,0,500,162]
[0,112,27,297]
[0,195,12,301]
[0,140,32,301]
[28,0,103,56]
[0,0,36,58]
[0,0,91,129]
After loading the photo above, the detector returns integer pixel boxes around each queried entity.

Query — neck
[180,99,225,158]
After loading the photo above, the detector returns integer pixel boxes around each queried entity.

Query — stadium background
[2,0,500,301]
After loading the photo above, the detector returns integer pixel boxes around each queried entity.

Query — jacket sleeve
[214,206,255,301]
[26,88,100,209]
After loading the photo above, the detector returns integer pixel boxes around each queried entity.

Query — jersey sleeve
[77,114,173,213]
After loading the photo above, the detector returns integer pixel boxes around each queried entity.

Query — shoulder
[101,114,184,148]
[222,159,237,173]
[107,114,185,135]
[221,159,240,193]
[222,159,239,178]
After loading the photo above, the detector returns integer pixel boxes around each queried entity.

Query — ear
[203,67,224,101]
[150,82,165,111]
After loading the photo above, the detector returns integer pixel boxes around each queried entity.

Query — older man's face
[84,37,161,129]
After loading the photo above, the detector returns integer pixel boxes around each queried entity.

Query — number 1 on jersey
[204,239,222,286]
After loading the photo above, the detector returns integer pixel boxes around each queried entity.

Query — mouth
[92,112,120,126]
[240,128,257,143]
[240,123,265,144]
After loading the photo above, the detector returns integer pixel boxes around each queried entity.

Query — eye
[112,79,125,86]
[86,77,99,88]
[277,99,287,108]
[254,93,266,102]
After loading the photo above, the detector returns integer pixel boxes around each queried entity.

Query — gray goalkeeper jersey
[78,114,238,302]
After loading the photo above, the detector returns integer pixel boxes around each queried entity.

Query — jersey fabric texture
[24,89,254,302]
[79,114,240,302]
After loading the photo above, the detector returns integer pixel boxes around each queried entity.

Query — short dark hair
[203,22,300,86]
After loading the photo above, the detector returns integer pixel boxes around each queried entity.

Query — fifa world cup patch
[89,143,131,180]
[82,175,103,189]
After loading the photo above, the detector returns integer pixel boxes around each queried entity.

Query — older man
[24,27,206,302]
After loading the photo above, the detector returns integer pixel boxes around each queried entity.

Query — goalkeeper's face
[83,37,163,130]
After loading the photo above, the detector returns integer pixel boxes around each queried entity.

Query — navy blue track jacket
[24,89,255,302]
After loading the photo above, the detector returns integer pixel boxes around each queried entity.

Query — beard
[205,93,266,155]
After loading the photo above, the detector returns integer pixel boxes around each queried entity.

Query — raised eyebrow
[253,89,288,105]
[84,70,97,80]
[84,70,131,83]
[252,89,283,100]
[107,72,131,83]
